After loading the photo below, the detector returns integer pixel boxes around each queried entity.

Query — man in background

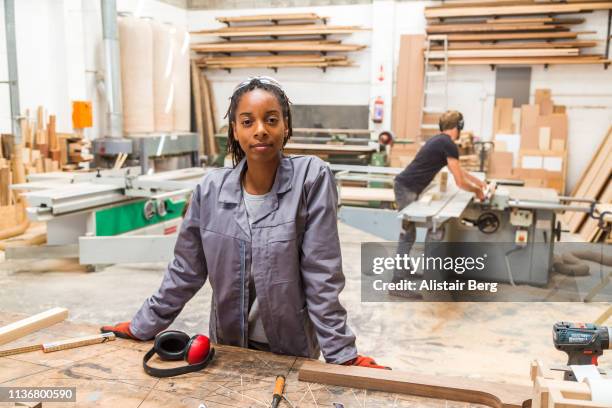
[391,110,486,289]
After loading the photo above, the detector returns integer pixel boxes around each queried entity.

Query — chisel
[271,375,286,408]
[0,332,115,357]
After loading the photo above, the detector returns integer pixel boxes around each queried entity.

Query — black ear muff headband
[439,114,464,132]
[143,330,215,378]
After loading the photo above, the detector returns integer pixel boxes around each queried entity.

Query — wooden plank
[538,127,551,150]
[427,23,568,34]
[216,13,323,24]
[579,183,611,241]
[48,114,57,151]
[195,38,343,45]
[484,17,586,24]
[298,360,531,408]
[200,72,217,156]
[0,166,10,206]
[488,151,514,178]
[191,24,368,37]
[284,143,377,154]
[195,23,359,33]
[487,17,553,24]
[431,40,597,50]
[393,35,425,141]
[11,144,26,186]
[521,104,540,150]
[425,2,612,19]
[191,41,365,53]
[0,333,115,357]
[536,113,567,146]
[535,88,552,115]
[429,56,608,65]
[563,126,612,232]
[0,308,68,346]
[444,31,580,41]
[294,128,374,134]
[200,60,353,69]
[428,48,578,58]
[200,54,347,64]
[190,61,206,156]
[36,106,44,131]
[494,98,514,134]
[340,186,395,202]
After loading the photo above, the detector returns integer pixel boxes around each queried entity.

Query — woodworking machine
[9,167,208,265]
[399,178,596,286]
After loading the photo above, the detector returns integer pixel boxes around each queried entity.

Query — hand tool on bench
[271,375,286,408]
[0,332,115,357]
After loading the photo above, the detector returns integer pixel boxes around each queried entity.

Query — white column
[368,0,396,136]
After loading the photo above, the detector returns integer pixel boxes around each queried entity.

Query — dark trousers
[394,182,419,281]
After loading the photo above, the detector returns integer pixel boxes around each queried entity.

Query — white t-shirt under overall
[242,188,271,344]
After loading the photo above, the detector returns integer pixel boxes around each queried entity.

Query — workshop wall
[0,1,9,133]
[3,0,187,140]
[1,0,609,192]
[187,3,373,127]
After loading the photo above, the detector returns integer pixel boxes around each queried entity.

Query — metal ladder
[421,35,449,135]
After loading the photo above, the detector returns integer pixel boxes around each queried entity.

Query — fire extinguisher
[372,96,384,123]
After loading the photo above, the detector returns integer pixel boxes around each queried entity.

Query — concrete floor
[0,221,610,387]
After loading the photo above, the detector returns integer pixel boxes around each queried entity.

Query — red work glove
[343,355,390,370]
[100,321,139,340]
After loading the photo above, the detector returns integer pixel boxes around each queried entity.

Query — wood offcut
[298,360,532,408]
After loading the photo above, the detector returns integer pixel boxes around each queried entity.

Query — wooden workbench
[0,313,496,408]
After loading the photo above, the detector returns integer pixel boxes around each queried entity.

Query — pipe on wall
[101,0,123,138]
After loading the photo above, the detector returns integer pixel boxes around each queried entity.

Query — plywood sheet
[393,35,426,141]
[520,104,540,150]
[488,151,514,178]
[494,98,514,134]
[536,113,567,145]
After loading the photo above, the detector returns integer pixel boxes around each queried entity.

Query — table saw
[8,167,209,265]
[399,177,596,286]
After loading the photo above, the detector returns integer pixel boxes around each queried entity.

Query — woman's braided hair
[225,77,293,167]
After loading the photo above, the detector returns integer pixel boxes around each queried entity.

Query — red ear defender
[186,334,210,365]
[143,330,215,378]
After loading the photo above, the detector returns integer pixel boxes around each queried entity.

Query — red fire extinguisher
[372,96,384,123]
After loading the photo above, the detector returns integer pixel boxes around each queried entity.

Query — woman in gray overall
[102,77,385,368]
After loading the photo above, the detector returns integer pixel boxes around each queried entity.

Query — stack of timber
[0,133,27,238]
[17,107,91,174]
[424,1,612,66]
[562,126,611,242]
[489,91,569,193]
[191,13,367,70]
[0,107,90,240]
[191,62,218,158]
